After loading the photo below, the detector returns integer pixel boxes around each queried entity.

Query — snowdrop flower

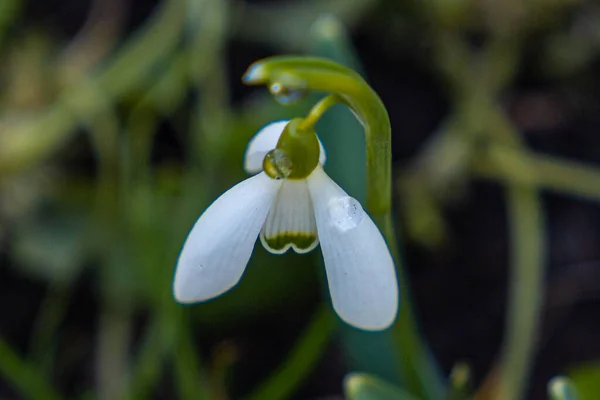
[173,119,399,330]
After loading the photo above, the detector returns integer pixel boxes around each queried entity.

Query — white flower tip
[173,282,200,304]
[335,289,399,331]
[172,172,280,307]
[306,166,399,332]
[172,260,233,304]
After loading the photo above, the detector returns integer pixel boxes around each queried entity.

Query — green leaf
[446,362,473,400]
[236,0,376,51]
[12,214,87,283]
[344,372,422,400]
[246,305,336,400]
[0,337,62,400]
[568,363,600,400]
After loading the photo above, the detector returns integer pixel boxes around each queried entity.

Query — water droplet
[264,149,292,179]
[269,82,307,104]
[328,196,364,232]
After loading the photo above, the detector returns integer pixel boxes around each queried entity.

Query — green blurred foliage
[0,0,600,399]
[568,364,600,400]
[343,372,420,400]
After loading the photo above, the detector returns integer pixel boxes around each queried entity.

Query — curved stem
[299,94,345,130]
[243,56,444,399]
[499,184,544,400]
[243,56,390,218]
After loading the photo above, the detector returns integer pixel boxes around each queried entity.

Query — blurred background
[1,0,600,399]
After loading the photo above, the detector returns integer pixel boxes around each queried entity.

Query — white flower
[173,121,399,330]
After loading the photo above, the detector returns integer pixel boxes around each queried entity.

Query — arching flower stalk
[174,117,398,330]
[174,55,444,397]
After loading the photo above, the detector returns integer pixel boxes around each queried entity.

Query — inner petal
[260,180,318,254]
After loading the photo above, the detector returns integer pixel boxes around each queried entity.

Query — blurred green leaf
[12,213,87,283]
[237,0,376,51]
[446,362,472,400]
[344,372,421,400]
[0,337,62,400]
[568,363,600,400]
[0,0,20,44]
[247,305,336,400]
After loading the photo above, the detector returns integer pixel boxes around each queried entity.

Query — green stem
[243,56,444,399]
[246,305,336,400]
[499,183,545,400]
[298,94,345,130]
[97,304,132,400]
[29,280,72,376]
[172,317,211,400]
[471,145,600,203]
[484,110,546,400]
[345,372,422,400]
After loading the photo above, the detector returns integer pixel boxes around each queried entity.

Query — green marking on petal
[261,232,318,254]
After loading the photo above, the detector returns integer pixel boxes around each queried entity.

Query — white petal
[244,120,289,174]
[319,141,327,166]
[173,172,281,303]
[307,166,399,330]
[260,180,318,254]
[244,120,327,174]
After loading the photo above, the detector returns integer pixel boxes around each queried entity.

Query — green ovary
[262,232,318,253]
[263,118,320,180]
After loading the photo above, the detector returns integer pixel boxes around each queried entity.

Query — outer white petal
[307,166,399,330]
[173,172,281,303]
[244,120,327,174]
[260,180,318,254]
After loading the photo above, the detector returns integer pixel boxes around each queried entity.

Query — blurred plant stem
[446,362,473,400]
[483,102,546,400]
[86,82,132,400]
[0,0,184,173]
[247,305,336,400]
[173,315,212,400]
[402,28,550,398]
[187,0,230,185]
[126,315,168,399]
[471,147,600,202]
[344,372,422,400]
[29,280,73,376]
[243,56,445,399]
[0,337,62,400]
[499,183,544,400]
[235,0,376,51]
[58,0,126,82]
[97,302,133,400]
[0,0,20,47]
